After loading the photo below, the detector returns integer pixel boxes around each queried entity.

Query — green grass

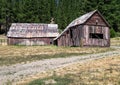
[28,75,72,85]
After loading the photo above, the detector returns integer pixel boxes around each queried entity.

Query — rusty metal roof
[67,10,96,28]
[7,23,59,38]
[54,10,109,40]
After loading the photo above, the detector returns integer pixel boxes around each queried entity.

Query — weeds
[5,80,12,85]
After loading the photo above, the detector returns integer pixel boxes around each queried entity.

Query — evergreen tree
[0,0,120,34]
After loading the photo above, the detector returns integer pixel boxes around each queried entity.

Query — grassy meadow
[28,55,120,85]
[0,35,116,66]
[0,45,112,66]
[111,37,120,46]
[17,37,120,85]
[0,35,120,85]
[0,36,119,66]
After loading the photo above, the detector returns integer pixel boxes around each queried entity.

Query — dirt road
[0,46,120,84]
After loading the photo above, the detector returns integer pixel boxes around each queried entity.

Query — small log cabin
[54,10,110,47]
[7,23,59,45]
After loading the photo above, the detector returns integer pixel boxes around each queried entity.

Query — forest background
[0,0,120,37]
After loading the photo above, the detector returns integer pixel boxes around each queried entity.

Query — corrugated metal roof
[54,10,109,40]
[7,23,59,38]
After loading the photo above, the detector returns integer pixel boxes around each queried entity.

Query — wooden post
[80,38,83,47]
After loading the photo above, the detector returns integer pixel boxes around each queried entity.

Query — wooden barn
[7,23,59,45]
[54,10,110,47]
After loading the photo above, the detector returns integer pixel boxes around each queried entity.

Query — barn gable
[85,11,110,27]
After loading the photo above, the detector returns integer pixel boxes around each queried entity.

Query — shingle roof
[54,10,109,40]
[7,23,59,38]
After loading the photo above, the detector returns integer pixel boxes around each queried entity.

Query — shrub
[116,32,120,37]
[110,28,116,38]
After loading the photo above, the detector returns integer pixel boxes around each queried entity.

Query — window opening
[89,33,103,39]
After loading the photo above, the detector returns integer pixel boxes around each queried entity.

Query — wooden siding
[57,25,110,47]
[7,37,54,45]
[85,12,108,26]
[83,25,110,47]
[57,25,84,46]
[55,10,110,47]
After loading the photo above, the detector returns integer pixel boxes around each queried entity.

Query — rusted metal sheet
[7,23,59,38]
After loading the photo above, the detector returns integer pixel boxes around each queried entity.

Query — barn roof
[7,23,59,38]
[54,10,110,40]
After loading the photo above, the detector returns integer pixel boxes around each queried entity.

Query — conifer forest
[0,0,120,36]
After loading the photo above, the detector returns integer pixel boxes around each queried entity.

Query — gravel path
[0,46,120,84]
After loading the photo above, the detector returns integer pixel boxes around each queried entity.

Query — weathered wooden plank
[55,10,110,47]
[8,37,55,45]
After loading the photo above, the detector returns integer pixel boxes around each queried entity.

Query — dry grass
[0,35,117,66]
[65,56,120,85]
[111,37,120,46]
[0,36,118,58]
[0,45,112,66]
[26,55,120,85]
[4,37,119,85]
[0,35,7,39]
[0,45,112,57]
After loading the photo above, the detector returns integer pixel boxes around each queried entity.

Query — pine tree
[0,0,120,34]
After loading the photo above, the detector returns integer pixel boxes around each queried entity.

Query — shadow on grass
[28,75,73,85]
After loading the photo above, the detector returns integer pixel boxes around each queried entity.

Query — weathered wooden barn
[54,10,110,47]
[7,23,59,45]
